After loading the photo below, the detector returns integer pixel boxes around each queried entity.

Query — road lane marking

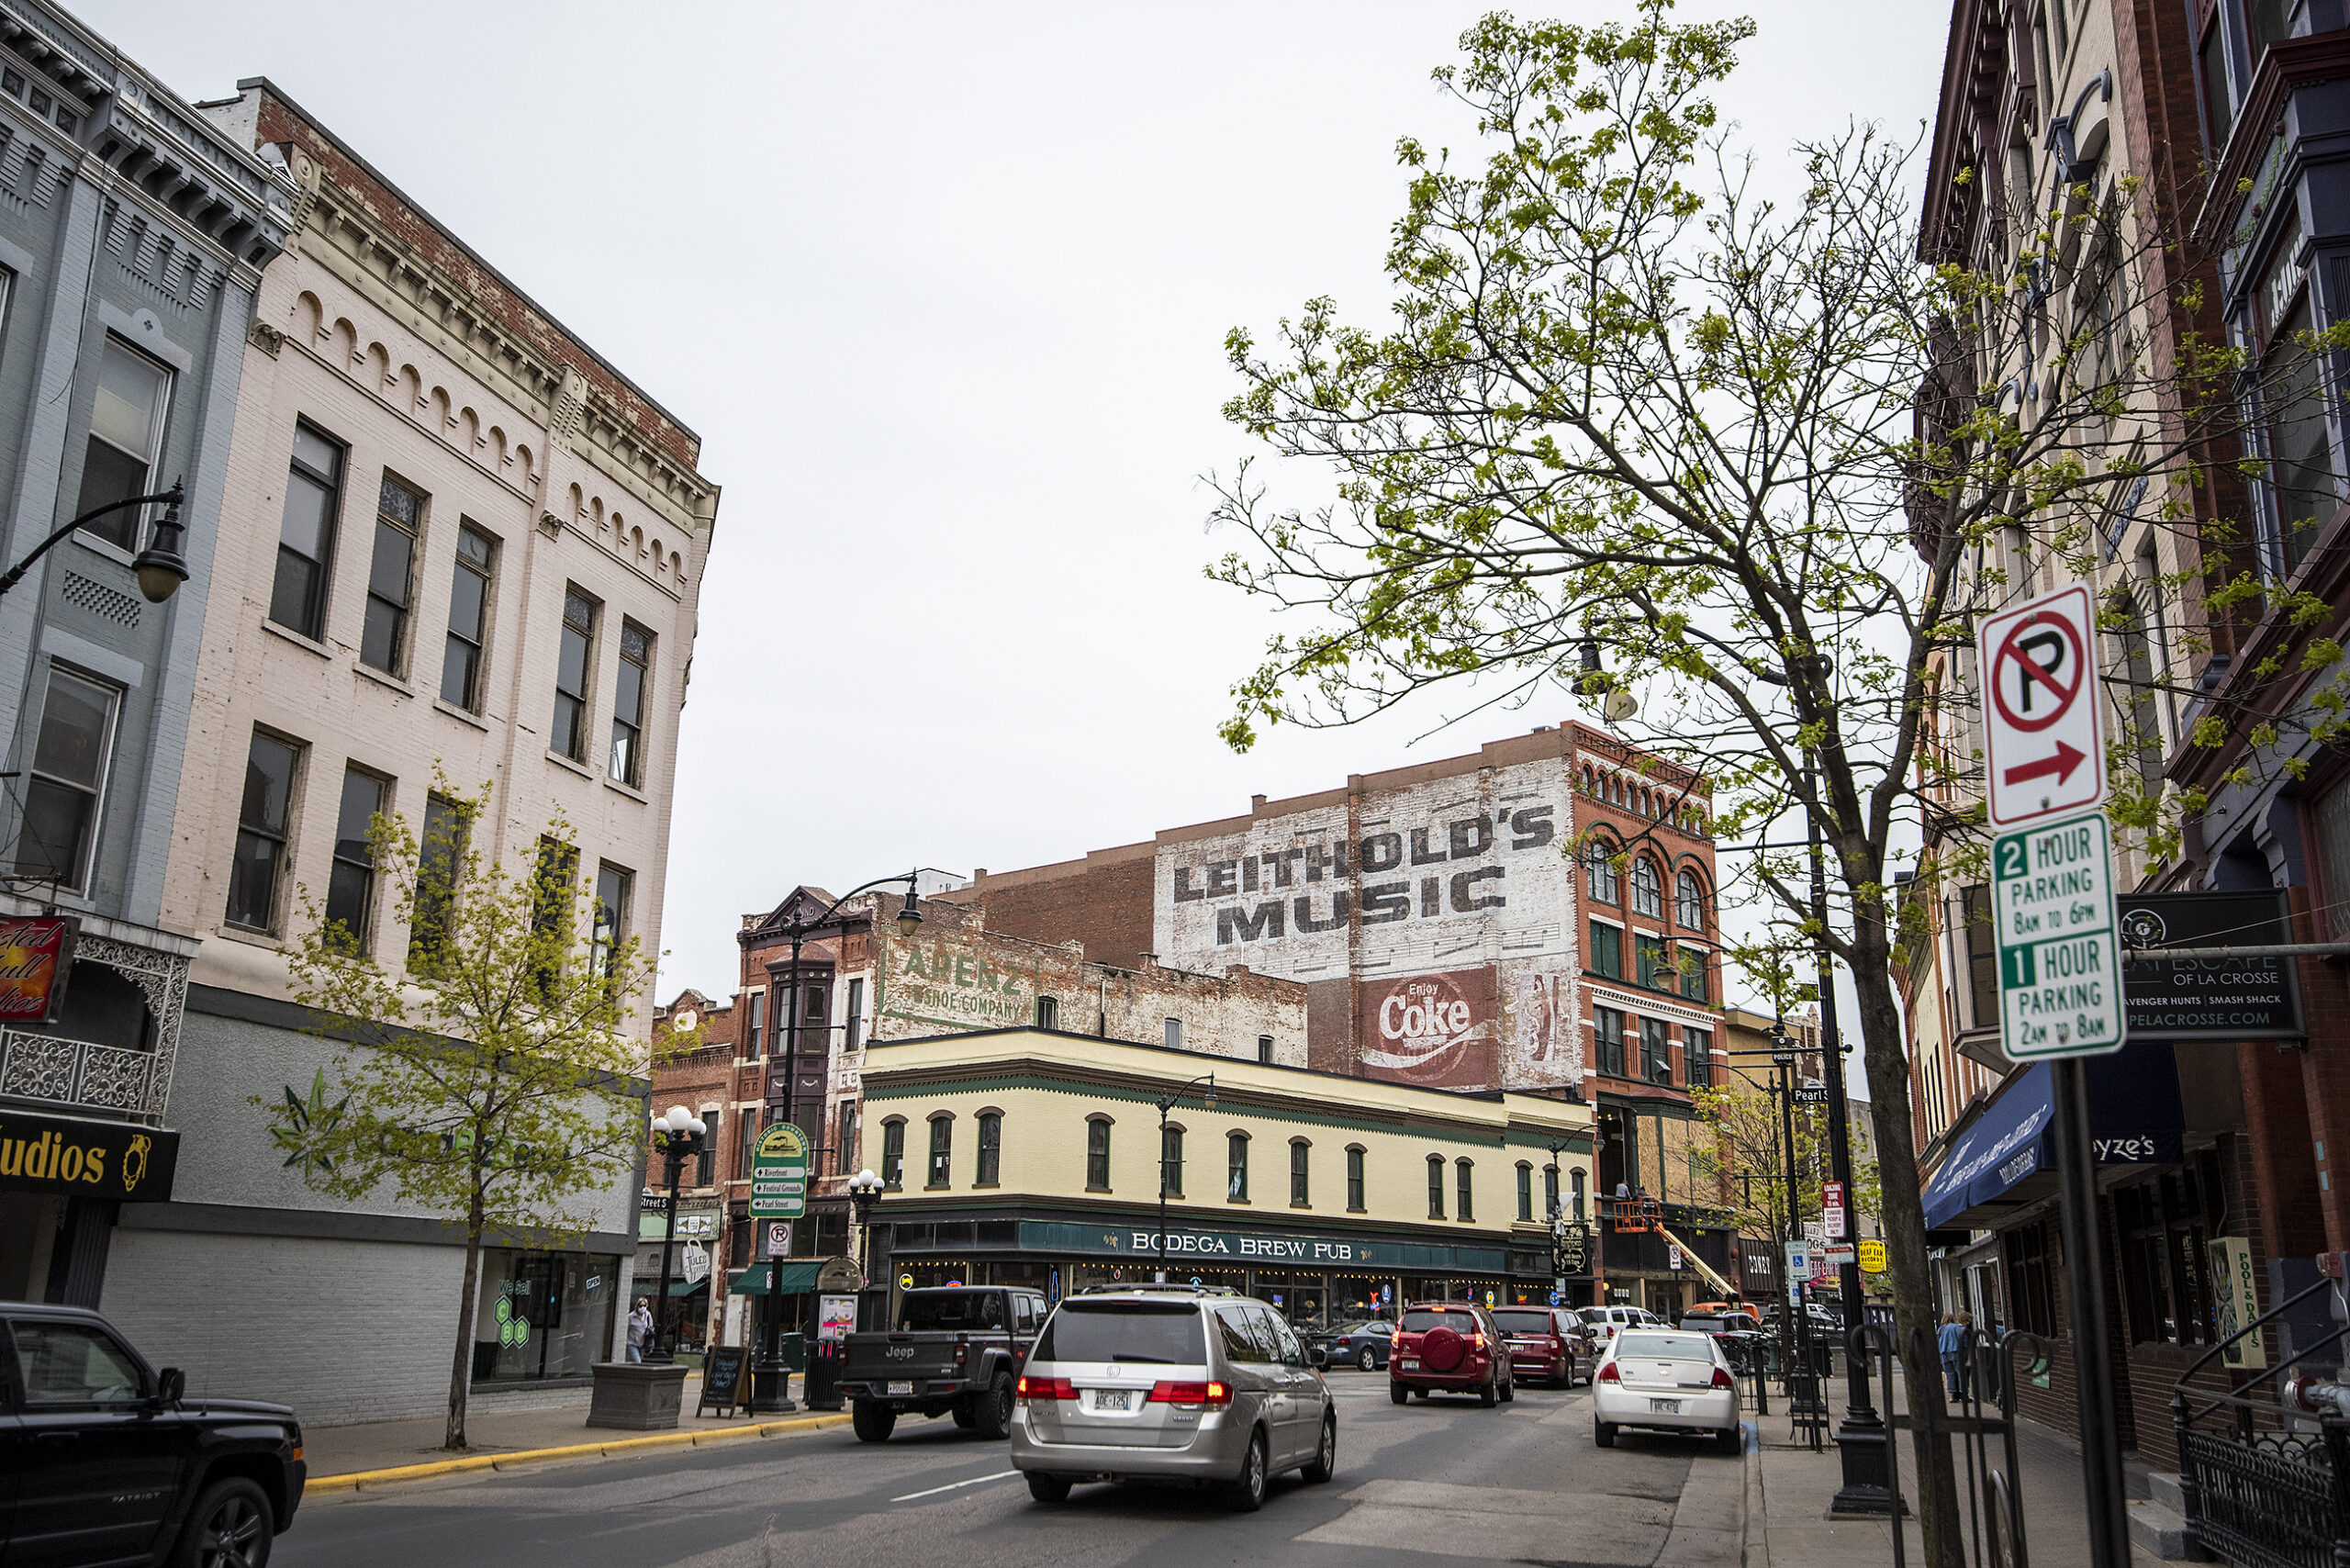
[891,1469,1018,1502]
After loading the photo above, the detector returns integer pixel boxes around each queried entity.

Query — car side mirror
[1307,1346,1327,1370]
[157,1368,185,1407]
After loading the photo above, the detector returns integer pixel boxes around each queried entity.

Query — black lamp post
[1153,1072,1216,1282]
[646,1104,708,1364]
[751,873,926,1413]
[0,482,190,603]
[846,1168,885,1328]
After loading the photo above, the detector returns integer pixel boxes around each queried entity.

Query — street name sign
[1995,810,2126,1060]
[749,1122,811,1219]
[1979,582,2107,828]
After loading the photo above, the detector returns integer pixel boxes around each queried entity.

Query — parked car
[1688,1299,1762,1324]
[1492,1305,1595,1387]
[1575,1304,1662,1352]
[839,1285,1048,1441]
[1011,1285,1336,1511]
[1594,1327,1742,1455]
[1388,1301,1514,1406]
[1679,1313,1768,1374]
[2,1301,307,1566]
[1314,1317,1396,1372]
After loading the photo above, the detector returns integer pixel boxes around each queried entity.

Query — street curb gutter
[1742,1425,1766,1568]
[302,1413,854,1495]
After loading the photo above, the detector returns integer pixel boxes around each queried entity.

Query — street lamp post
[0,482,190,604]
[846,1169,885,1330]
[646,1104,707,1364]
[752,875,927,1412]
[1154,1072,1217,1282]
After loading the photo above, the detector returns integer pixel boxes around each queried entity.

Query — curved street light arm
[0,481,185,599]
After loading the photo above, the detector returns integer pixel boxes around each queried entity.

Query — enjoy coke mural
[1360,969,1498,1089]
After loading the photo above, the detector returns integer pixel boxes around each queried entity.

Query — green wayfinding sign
[749,1122,810,1219]
[1994,810,2126,1060]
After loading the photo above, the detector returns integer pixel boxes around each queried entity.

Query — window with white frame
[13,666,118,891]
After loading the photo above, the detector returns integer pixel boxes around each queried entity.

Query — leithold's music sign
[0,915,76,1024]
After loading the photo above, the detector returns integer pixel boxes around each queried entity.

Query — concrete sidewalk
[303,1374,827,1477]
[1748,1372,2167,1568]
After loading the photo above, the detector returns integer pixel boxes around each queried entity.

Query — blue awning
[1920,1042,2184,1232]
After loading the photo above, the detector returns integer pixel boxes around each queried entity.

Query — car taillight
[1146,1380,1233,1407]
[1598,1361,1621,1383]
[1390,1329,1402,1348]
[1471,1331,1486,1350]
[1015,1374,1075,1402]
[1712,1367,1736,1390]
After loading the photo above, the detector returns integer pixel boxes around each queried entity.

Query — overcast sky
[79,0,1950,1013]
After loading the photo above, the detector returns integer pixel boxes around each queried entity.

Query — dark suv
[1388,1302,1514,1406]
[2,1302,305,1566]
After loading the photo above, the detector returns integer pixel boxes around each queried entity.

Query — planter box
[586,1361,688,1430]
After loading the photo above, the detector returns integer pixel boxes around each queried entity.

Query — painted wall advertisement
[1154,756,1582,1090]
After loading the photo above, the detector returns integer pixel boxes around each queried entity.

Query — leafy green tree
[262,786,656,1450]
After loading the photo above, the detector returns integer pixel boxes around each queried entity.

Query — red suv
[1388,1302,1515,1406]
[1493,1305,1596,1388]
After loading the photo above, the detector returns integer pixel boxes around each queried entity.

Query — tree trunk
[1849,924,1964,1568]
[446,1198,485,1451]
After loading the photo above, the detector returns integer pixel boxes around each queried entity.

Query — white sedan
[1593,1329,1742,1455]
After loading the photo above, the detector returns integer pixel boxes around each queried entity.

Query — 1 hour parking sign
[1979,582,2107,828]
[1994,811,2126,1059]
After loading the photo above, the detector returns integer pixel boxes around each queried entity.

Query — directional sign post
[749,1122,810,1220]
[1980,582,2107,829]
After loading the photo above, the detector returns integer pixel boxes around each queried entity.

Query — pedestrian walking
[1937,1311,1964,1400]
[627,1297,654,1363]
[1957,1310,1976,1397]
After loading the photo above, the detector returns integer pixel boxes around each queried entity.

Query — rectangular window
[741,1109,761,1182]
[845,978,865,1052]
[1290,1142,1309,1206]
[1643,1017,1672,1084]
[1164,1017,1181,1050]
[1456,1160,1473,1221]
[2264,293,2336,577]
[1544,1163,1561,1218]
[699,1108,721,1187]
[227,730,301,933]
[1427,1157,1446,1219]
[407,792,467,971]
[1596,1005,1627,1078]
[1962,884,1998,1030]
[75,336,170,548]
[1228,1135,1248,1201]
[927,1117,951,1188]
[1590,921,1622,980]
[744,992,765,1062]
[1684,1025,1713,1088]
[530,837,579,991]
[324,767,386,954]
[1516,1163,1533,1222]
[551,588,598,762]
[13,666,118,892]
[590,863,631,984]
[1086,1120,1111,1190]
[1035,994,1059,1030]
[361,475,422,674]
[880,1120,903,1189]
[271,423,343,638]
[976,1112,1001,1185]
[440,524,496,710]
[2315,778,2350,939]
[1636,933,1669,989]
[1680,947,1708,1002]
[610,622,652,786]
[1258,1035,1273,1063]
[2199,17,2233,152]
[1161,1125,1184,1198]
[1346,1147,1365,1211]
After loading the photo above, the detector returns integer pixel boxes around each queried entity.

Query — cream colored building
[97,81,719,1425]
[856,1027,1601,1322]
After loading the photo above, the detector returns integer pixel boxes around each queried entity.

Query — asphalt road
[278,1373,1747,1568]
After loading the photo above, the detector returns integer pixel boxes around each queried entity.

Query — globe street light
[846,1169,886,1327]
[646,1105,708,1364]
[0,481,189,603]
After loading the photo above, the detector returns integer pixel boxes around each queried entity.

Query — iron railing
[1865,1320,2047,1568]
[0,1026,161,1120]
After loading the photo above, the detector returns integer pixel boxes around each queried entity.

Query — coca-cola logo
[1365,974,1483,1076]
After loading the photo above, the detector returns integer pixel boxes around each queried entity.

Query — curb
[302,1412,854,1495]
[1743,1422,1767,1568]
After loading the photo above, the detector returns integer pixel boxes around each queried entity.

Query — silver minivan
[1010,1287,1337,1510]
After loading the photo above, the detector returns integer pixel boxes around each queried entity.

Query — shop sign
[1858,1239,1887,1274]
[681,1240,711,1284]
[2210,1237,2265,1369]
[0,914,75,1024]
[1014,1218,1505,1274]
[749,1122,810,1219]
[0,1109,176,1202]
[2119,891,2304,1040]
[637,1204,721,1241]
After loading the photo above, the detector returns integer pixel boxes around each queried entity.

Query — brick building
[935,722,1733,1316]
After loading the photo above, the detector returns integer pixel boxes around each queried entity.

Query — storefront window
[473,1249,617,1383]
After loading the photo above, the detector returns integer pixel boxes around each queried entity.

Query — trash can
[780,1331,807,1372]
[804,1338,841,1410]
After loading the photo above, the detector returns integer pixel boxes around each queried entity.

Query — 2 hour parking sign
[1994,811,2126,1059]
[1979,582,2107,828]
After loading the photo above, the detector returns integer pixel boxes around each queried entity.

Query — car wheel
[951,1398,978,1429]
[1026,1473,1073,1504]
[1717,1425,1744,1457]
[1303,1414,1337,1484]
[852,1399,898,1443]
[1227,1429,1269,1512]
[1500,1373,1516,1404]
[1595,1417,1617,1448]
[1358,1345,1377,1372]
[1480,1375,1499,1408]
[975,1373,1014,1439]
[1389,1379,1409,1405]
[171,1476,274,1568]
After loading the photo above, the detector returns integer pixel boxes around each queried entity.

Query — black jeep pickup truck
[839,1285,1047,1442]
[2,1301,306,1566]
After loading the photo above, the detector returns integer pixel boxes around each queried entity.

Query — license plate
[1651,1398,1680,1415]
[1093,1389,1133,1411]
[886,1381,913,1396]
[1401,1359,1418,1370]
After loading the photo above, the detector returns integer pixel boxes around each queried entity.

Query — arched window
[1346,1146,1366,1211]
[1035,994,1059,1029]
[1161,1123,1184,1199]
[1227,1132,1249,1201]
[1516,1161,1534,1222]
[1544,1162,1561,1218]
[1085,1115,1113,1191]
[926,1112,953,1189]
[975,1111,1002,1185]
[1630,857,1662,918]
[1676,868,1707,930]
[1427,1154,1446,1219]
[1584,841,1619,904]
[1290,1138,1311,1206]
[1456,1159,1475,1221]
[1572,1168,1587,1219]
[880,1117,905,1190]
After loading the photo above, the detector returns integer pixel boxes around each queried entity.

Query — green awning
[728,1261,825,1295]
[667,1277,709,1297]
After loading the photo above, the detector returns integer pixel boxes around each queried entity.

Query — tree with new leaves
[1203,6,2338,1560]
[262,784,657,1451]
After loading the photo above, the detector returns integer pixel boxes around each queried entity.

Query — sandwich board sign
[1979,582,2107,829]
